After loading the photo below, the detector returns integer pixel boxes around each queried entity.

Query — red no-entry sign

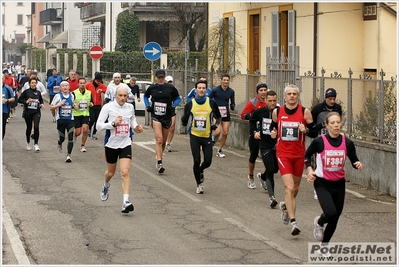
[89,45,103,60]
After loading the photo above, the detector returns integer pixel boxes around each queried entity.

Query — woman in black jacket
[18,77,45,152]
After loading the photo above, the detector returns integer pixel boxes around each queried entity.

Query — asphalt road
[2,98,396,265]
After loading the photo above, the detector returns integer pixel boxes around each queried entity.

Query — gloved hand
[211,124,218,131]
[244,114,250,120]
[146,106,153,113]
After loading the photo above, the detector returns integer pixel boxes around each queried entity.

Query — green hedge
[31,48,207,75]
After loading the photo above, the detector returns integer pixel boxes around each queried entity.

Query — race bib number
[154,102,167,116]
[193,116,207,131]
[324,150,345,171]
[53,86,60,93]
[28,99,39,109]
[321,127,328,135]
[78,100,88,110]
[115,121,130,136]
[60,105,72,116]
[262,118,272,135]
[219,106,227,117]
[281,121,299,141]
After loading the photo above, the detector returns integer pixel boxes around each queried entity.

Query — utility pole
[184,30,190,102]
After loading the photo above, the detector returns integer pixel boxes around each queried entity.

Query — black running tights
[190,135,213,185]
[24,111,41,144]
[314,177,346,243]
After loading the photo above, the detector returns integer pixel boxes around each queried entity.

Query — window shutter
[288,10,296,64]
[271,12,280,59]
[228,16,235,74]
[219,18,224,73]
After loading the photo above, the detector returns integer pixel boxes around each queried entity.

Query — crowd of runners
[3,68,363,247]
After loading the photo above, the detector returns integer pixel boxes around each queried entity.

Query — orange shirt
[86,80,107,106]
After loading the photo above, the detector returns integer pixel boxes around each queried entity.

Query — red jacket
[67,79,79,92]
[240,96,267,120]
[86,80,107,106]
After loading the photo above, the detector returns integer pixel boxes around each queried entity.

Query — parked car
[108,78,152,115]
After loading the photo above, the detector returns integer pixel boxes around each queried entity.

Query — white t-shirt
[23,81,47,96]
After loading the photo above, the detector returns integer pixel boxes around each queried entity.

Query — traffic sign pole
[89,45,104,79]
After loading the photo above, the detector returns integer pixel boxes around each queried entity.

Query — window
[17,14,23,25]
[2,14,4,25]
[31,3,35,14]
[272,7,296,62]
[17,2,23,6]
[363,3,377,20]
[219,16,235,74]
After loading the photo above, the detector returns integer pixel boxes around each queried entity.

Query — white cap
[113,72,121,78]
[165,75,173,82]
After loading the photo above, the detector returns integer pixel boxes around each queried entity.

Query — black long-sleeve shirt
[304,133,360,169]
[249,106,278,149]
[18,88,43,114]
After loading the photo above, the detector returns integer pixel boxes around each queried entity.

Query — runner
[86,72,107,140]
[165,75,181,152]
[18,77,45,152]
[104,72,132,103]
[47,68,63,123]
[72,78,93,152]
[96,86,143,213]
[181,80,221,194]
[305,112,362,243]
[208,74,235,158]
[186,76,212,101]
[240,82,268,189]
[126,76,141,113]
[49,81,75,162]
[310,88,343,200]
[2,77,15,139]
[144,69,180,173]
[250,90,279,207]
[271,84,317,235]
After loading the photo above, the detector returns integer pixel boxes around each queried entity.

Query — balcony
[80,3,106,22]
[39,9,62,25]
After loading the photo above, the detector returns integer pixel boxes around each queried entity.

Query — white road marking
[2,203,31,265]
[132,162,202,203]
[225,217,302,263]
[205,206,222,213]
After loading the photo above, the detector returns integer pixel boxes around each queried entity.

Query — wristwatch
[111,121,116,127]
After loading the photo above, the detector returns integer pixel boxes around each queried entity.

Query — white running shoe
[196,184,204,194]
[247,175,256,189]
[80,146,87,152]
[34,144,40,152]
[269,196,278,208]
[121,200,134,213]
[165,144,172,152]
[313,216,324,241]
[279,202,290,225]
[157,163,165,174]
[100,183,110,201]
[65,155,72,163]
[291,221,301,236]
[257,173,268,191]
[216,150,225,158]
[26,143,32,151]
[314,190,318,200]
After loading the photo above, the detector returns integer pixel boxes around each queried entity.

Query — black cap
[94,72,102,80]
[325,88,337,98]
[256,82,268,93]
[76,71,81,76]
[155,69,166,77]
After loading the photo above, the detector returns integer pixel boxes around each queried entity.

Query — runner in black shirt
[144,69,180,174]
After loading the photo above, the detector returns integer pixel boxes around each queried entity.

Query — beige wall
[208,2,397,79]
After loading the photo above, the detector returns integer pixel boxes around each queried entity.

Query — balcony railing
[80,3,106,20]
[39,9,62,25]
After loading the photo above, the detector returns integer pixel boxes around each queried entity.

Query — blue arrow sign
[143,42,162,61]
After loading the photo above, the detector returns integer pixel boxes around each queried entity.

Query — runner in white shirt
[96,85,143,214]
[22,71,47,96]
[104,72,132,103]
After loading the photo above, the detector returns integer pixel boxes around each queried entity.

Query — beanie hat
[95,72,103,80]
[325,88,337,98]
[256,82,268,93]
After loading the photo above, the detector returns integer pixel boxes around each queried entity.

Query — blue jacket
[2,84,14,114]
[47,75,63,95]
